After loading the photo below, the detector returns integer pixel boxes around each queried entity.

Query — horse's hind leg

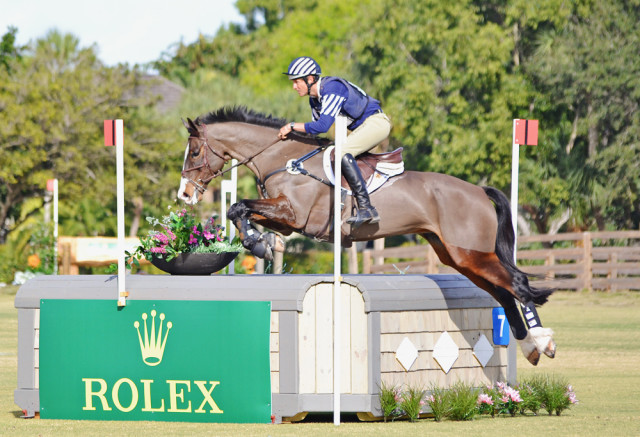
[423,233,555,365]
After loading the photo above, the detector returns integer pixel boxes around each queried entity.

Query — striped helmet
[283,56,321,79]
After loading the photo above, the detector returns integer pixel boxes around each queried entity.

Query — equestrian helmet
[284,56,321,79]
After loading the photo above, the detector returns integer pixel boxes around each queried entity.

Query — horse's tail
[483,186,554,305]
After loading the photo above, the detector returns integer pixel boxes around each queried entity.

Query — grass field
[1,285,639,436]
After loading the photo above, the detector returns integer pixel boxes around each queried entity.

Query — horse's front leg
[228,196,294,261]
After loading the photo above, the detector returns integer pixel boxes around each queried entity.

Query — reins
[181,123,283,193]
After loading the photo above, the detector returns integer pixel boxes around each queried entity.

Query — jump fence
[357,230,640,292]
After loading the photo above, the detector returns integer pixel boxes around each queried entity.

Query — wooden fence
[357,230,640,291]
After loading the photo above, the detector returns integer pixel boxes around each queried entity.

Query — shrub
[446,382,479,421]
[425,385,449,422]
[399,386,426,422]
[534,374,579,416]
[378,381,401,422]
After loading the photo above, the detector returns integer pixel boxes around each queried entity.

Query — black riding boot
[341,153,380,227]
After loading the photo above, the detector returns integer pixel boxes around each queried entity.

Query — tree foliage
[2,0,640,258]
[0,30,181,244]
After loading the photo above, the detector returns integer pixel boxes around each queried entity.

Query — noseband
[181,123,283,194]
[181,126,226,194]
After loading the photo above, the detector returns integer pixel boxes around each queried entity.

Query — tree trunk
[129,197,144,237]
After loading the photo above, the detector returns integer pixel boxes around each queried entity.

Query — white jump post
[509,118,538,385]
[220,159,238,273]
[104,120,127,307]
[509,119,538,262]
[333,115,347,426]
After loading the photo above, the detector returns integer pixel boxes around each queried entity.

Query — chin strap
[303,75,319,96]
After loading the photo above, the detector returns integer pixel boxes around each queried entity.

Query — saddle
[323,147,405,193]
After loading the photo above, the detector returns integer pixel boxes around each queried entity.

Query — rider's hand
[279,123,294,139]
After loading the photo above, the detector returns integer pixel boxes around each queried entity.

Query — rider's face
[291,78,308,97]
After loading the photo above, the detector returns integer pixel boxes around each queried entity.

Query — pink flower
[503,387,522,403]
[150,246,167,254]
[477,393,493,405]
[427,395,435,403]
[203,231,216,240]
[188,234,198,244]
[153,233,169,245]
[566,385,579,404]
[192,225,201,235]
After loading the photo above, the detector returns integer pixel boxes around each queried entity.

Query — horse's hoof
[526,349,540,366]
[530,327,555,358]
[544,339,557,359]
[273,234,285,252]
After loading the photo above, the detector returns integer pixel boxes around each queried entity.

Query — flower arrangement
[126,207,244,269]
[380,375,578,423]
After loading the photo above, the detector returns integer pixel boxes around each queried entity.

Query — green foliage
[398,385,426,422]
[445,382,479,421]
[425,384,450,422]
[378,381,401,422]
[0,26,22,73]
[3,0,640,266]
[524,374,578,416]
[0,30,182,245]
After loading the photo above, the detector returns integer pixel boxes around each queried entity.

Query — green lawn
[1,285,639,436]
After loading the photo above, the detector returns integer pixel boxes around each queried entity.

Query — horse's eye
[190,146,201,158]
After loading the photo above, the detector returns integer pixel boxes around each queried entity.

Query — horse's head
[177,117,228,204]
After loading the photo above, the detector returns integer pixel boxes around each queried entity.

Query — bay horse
[177,106,556,366]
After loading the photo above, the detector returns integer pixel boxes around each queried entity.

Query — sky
[1,0,244,67]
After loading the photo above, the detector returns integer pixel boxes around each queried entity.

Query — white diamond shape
[433,331,459,373]
[395,337,419,371]
[473,334,494,368]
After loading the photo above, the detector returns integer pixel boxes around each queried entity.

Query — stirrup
[346,206,380,227]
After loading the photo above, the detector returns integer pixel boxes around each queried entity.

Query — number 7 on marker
[492,307,510,345]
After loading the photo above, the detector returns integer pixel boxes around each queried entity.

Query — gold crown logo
[134,310,172,366]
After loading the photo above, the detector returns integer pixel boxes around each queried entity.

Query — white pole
[333,115,347,426]
[510,119,519,263]
[115,120,127,307]
[52,179,58,274]
[221,159,238,273]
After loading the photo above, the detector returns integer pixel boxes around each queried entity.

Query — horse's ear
[182,117,198,136]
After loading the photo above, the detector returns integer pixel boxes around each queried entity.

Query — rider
[278,56,392,228]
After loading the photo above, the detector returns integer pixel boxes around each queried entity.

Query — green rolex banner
[39,299,272,423]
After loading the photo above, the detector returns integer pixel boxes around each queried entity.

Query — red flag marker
[514,119,538,145]
[104,120,115,146]
[46,179,55,192]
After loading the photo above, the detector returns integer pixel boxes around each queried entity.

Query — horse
[177,106,556,366]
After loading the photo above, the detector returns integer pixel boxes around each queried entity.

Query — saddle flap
[326,147,404,189]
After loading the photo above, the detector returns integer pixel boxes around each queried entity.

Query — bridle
[181,123,283,194]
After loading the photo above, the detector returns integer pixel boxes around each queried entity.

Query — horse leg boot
[520,301,556,359]
[341,153,380,228]
[237,220,283,261]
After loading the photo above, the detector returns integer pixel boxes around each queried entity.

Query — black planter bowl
[150,252,239,275]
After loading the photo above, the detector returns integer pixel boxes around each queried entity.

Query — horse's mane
[195,106,332,146]
[196,106,286,130]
